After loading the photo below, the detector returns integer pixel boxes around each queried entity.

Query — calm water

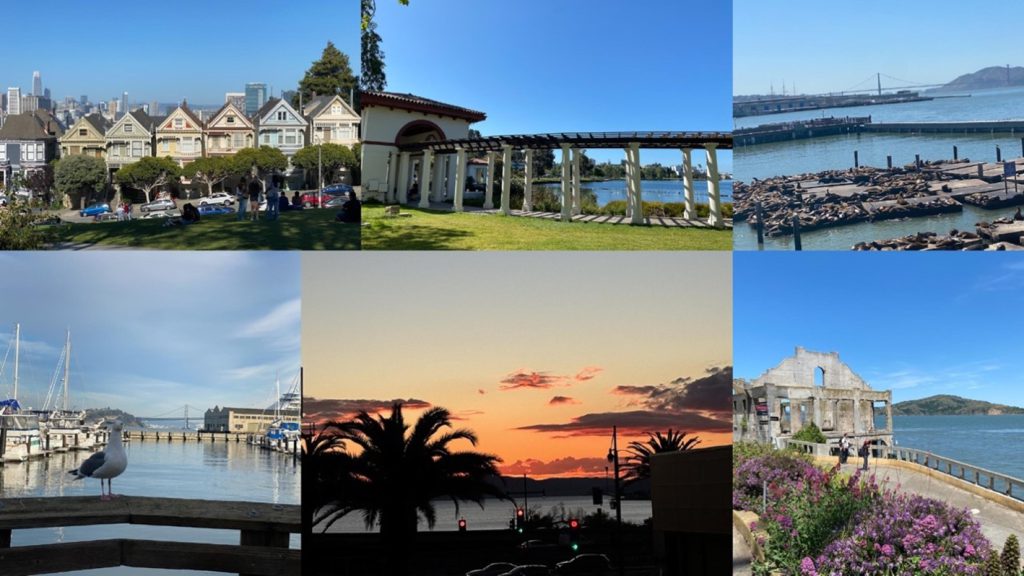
[0,440,300,575]
[884,414,1024,498]
[735,87,1024,249]
[536,179,733,207]
[323,495,652,533]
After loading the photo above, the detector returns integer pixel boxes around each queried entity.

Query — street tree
[183,156,241,198]
[114,156,181,203]
[54,155,108,209]
[295,42,357,110]
[24,165,55,205]
[291,143,355,187]
[234,146,288,190]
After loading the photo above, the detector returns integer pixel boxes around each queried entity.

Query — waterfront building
[60,114,112,159]
[204,101,254,157]
[359,91,484,202]
[254,97,307,159]
[155,102,204,167]
[245,83,267,117]
[203,406,300,434]
[32,71,41,96]
[105,108,158,176]
[0,110,63,188]
[732,347,894,448]
[8,88,22,115]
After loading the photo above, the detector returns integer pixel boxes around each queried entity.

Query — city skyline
[303,252,732,478]
[0,253,301,417]
[734,252,1024,408]
[1,0,357,108]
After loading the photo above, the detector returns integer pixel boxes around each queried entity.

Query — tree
[360,0,387,91]
[54,155,108,209]
[234,147,288,190]
[1002,534,1020,576]
[533,149,556,177]
[295,42,357,110]
[0,209,54,249]
[114,157,181,203]
[182,156,241,198]
[24,165,55,205]
[310,403,506,576]
[291,143,356,187]
[622,429,701,485]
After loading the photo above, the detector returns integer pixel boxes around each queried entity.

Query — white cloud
[237,299,301,340]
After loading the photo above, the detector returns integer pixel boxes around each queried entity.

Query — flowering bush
[733,447,818,512]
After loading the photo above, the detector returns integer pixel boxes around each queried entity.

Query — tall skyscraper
[81,95,88,107]
[7,87,21,115]
[122,91,128,115]
[245,83,267,116]
[150,100,160,116]
[32,71,41,96]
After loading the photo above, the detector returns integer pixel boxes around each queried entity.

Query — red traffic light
[458,518,467,531]
[569,519,579,529]
[516,508,525,519]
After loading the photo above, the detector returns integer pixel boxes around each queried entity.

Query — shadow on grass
[53,210,360,250]
[363,221,473,250]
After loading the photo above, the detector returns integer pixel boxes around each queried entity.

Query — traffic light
[458,518,467,532]
[515,507,525,532]
[568,519,580,551]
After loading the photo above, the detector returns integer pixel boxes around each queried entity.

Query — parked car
[199,192,235,206]
[300,183,353,208]
[554,554,611,575]
[140,210,175,219]
[498,566,551,576]
[466,563,516,576]
[198,204,235,216]
[140,198,176,213]
[324,195,347,209]
[80,203,112,217]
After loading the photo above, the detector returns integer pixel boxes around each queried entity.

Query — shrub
[792,422,828,444]
[1003,534,1021,576]
[733,449,818,512]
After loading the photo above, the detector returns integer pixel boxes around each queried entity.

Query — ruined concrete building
[733,347,893,448]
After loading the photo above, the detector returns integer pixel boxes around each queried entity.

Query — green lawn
[53,209,359,250]
[361,206,731,250]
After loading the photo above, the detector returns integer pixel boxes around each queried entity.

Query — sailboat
[262,372,301,452]
[1,323,43,463]
[33,329,94,452]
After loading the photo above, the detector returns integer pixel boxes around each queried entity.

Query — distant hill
[84,407,147,428]
[934,66,1024,92]
[889,395,1024,416]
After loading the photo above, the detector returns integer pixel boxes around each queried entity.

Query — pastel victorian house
[60,114,112,159]
[302,94,360,148]
[255,98,307,158]
[0,110,62,188]
[204,101,254,157]
[105,109,158,176]
[156,102,204,167]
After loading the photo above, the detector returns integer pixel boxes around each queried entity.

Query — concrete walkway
[733,525,753,576]
[839,461,1024,547]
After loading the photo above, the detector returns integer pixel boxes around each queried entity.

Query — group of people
[114,201,132,221]
[838,433,871,471]
[229,176,361,224]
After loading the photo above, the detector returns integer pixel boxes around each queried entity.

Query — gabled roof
[360,91,486,123]
[206,101,253,130]
[303,94,358,119]
[128,109,158,131]
[159,102,203,131]
[0,112,58,141]
[255,97,305,124]
[83,113,112,135]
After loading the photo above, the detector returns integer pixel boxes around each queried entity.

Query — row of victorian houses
[0,94,359,190]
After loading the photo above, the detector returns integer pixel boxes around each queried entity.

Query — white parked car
[200,192,235,206]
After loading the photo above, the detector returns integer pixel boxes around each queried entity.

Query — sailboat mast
[13,323,20,401]
[63,329,71,412]
[275,373,280,421]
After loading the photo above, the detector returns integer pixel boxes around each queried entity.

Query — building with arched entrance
[359,91,486,203]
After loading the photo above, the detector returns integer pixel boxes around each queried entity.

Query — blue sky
[0,253,300,418]
[735,252,1024,408]
[734,0,1018,96]
[375,0,732,170]
[2,0,358,106]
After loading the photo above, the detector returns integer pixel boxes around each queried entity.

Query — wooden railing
[0,496,299,576]
[780,438,1024,502]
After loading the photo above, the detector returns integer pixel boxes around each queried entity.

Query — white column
[431,154,446,202]
[706,143,722,229]
[560,144,572,222]
[682,148,696,220]
[454,147,466,212]
[385,151,398,203]
[446,153,457,200]
[523,149,534,211]
[484,151,496,210]
[571,148,582,216]
[500,144,512,215]
[418,149,433,209]
[623,147,634,220]
[396,151,411,204]
[630,142,643,225]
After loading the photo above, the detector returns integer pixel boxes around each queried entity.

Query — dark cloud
[478,389,486,395]
[612,366,732,415]
[302,397,432,424]
[499,365,605,391]
[503,456,609,477]
[574,366,603,382]
[450,409,485,421]
[548,396,580,406]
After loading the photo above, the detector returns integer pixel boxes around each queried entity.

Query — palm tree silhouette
[308,402,508,574]
[621,429,701,485]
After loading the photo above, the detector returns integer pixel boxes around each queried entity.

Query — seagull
[69,419,127,500]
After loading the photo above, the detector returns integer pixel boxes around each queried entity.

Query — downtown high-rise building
[32,71,42,96]
[225,92,245,111]
[122,91,128,115]
[150,100,160,116]
[245,83,267,116]
[7,87,21,115]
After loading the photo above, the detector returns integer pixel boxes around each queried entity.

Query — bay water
[888,414,1024,483]
[536,179,733,207]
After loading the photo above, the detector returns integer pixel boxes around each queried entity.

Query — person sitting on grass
[335,191,361,224]
[291,191,302,209]
[181,203,201,225]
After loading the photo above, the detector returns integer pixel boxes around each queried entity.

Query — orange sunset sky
[302,252,732,478]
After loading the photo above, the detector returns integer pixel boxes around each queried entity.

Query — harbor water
[0,439,300,575]
[888,414,1024,484]
[536,179,733,207]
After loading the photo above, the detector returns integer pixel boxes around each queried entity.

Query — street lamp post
[316,134,323,209]
[607,426,625,576]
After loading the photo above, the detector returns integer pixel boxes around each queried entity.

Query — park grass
[52,209,359,250]
[361,206,731,250]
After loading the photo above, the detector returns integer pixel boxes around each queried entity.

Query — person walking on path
[266,176,281,221]
[236,180,248,221]
[859,440,870,471]
[247,178,261,222]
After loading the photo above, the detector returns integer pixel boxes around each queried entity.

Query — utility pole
[607,426,624,576]
[317,135,323,208]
